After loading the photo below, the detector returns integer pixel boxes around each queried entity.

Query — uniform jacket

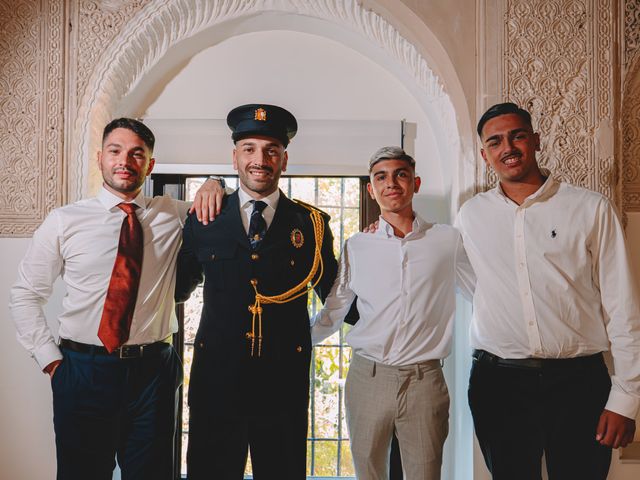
[176,190,338,414]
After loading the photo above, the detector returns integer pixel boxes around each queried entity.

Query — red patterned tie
[98,203,143,352]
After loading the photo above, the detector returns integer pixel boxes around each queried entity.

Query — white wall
[140,30,449,221]
[0,239,58,479]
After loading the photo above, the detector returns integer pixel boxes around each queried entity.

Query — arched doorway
[71,2,476,478]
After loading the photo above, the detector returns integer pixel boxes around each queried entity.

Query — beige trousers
[345,354,449,480]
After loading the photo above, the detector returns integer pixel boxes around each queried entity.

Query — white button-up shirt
[456,172,640,419]
[237,186,280,233]
[9,187,190,370]
[311,214,475,366]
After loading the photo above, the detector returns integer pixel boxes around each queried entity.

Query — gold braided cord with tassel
[248,202,326,356]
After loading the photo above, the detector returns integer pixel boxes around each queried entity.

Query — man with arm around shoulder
[312,146,475,480]
[176,103,338,479]
[9,118,223,480]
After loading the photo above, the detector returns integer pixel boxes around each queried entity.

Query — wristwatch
[207,175,226,189]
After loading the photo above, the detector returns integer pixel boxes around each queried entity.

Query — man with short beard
[176,104,338,479]
[9,118,222,480]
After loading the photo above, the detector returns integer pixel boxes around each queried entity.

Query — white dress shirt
[311,214,475,366]
[237,186,280,233]
[456,171,640,419]
[10,187,190,370]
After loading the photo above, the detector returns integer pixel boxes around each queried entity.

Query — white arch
[71,0,473,214]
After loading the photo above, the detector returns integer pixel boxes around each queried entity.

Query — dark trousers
[468,351,612,480]
[389,434,402,479]
[52,344,182,480]
[187,407,308,480]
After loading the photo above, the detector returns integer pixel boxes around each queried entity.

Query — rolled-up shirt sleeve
[592,199,640,419]
[310,239,356,345]
[9,211,64,370]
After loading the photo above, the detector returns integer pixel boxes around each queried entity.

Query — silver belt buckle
[119,344,144,359]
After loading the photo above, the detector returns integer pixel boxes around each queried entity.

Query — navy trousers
[468,352,612,480]
[187,408,308,480]
[51,344,182,480]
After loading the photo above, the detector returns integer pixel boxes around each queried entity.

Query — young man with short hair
[312,146,475,480]
[9,118,225,479]
[458,102,640,479]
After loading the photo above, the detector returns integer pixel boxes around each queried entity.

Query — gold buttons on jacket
[250,278,258,286]
[296,346,302,352]
[251,253,259,261]
[245,332,253,340]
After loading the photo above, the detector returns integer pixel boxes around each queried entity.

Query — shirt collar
[376,212,429,238]
[98,187,147,211]
[493,168,560,207]
[237,185,281,212]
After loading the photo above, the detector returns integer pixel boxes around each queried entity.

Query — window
[149,174,379,479]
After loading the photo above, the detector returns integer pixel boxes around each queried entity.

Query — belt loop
[415,364,423,380]
[372,361,377,377]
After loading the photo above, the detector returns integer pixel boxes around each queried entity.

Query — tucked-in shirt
[311,214,475,366]
[455,171,640,419]
[9,187,190,370]
[237,186,280,233]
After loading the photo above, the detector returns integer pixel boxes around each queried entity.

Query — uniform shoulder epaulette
[292,199,331,220]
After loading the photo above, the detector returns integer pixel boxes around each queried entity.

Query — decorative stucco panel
[623,0,640,212]
[74,1,148,103]
[0,0,64,236]
[625,0,640,67]
[481,0,617,204]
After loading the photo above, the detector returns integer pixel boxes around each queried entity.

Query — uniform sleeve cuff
[33,342,63,371]
[604,389,640,420]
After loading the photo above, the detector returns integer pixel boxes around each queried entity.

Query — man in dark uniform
[176,104,338,480]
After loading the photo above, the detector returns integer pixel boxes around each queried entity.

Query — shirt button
[251,253,259,261]
[519,263,525,268]
[290,259,295,266]
[529,321,534,326]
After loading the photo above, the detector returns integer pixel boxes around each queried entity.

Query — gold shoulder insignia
[293,199,330,220]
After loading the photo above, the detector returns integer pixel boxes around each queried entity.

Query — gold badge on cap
[290,228,304,248]
[255,108,267,121]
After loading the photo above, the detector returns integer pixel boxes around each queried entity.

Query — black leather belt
[472,349,604,370]
[59,338,170,359]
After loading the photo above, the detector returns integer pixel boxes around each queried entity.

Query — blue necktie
[248,200,267,250]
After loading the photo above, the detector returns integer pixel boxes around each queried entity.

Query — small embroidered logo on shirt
[551,229,557,238]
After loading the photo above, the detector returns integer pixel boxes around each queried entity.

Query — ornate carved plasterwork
[483,0,616,204]
[70,0,456,201]
[623,1,640,212]
[0,0,64,237]
[75,1,148,103]
[625,0,640,67]
[622,55,640,212]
